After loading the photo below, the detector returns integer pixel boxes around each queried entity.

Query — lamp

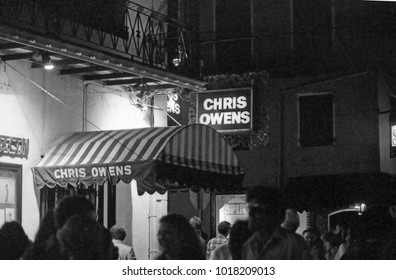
[173,45,183,67]
[173,32,188,67]
[41,52,54,70]
[354,203,367,215]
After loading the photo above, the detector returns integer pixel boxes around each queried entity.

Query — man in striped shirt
[206,221,231,259]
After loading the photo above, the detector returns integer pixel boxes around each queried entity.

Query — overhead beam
[0,42,25,50]
[83,72,137,81]
[31,58,82,68]
[59,66,108,75]
[1,52,34,61]
[134,84,178,90]
[103,77,158,86]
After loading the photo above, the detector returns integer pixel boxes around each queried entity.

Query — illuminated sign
[391,124,396,158]
[167,94,181,115]
[167,94,189,126]
[0,135,29,159]
[197,88,253,132]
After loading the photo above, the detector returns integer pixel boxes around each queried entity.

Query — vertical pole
[251,0,255,68]
[331,0,336,52]
[82,83,90,132]
[290,0,294,53]
[212,0,216,68]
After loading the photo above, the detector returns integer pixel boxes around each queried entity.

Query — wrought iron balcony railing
[0,0,190,70]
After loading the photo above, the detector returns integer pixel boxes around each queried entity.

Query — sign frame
[196,87,253,133]
[391,123,396,158]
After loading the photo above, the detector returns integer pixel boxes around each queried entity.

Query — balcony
[0,0,205,92]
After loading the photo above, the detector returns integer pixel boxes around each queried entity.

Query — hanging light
[44,60,54,70]
[41,52,54,70]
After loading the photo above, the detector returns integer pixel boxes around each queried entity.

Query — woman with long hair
[156,213,205,260]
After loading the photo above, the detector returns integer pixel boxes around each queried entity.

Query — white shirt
[112,239,136,260]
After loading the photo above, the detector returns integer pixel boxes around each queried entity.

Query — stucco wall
[1,60,150,241]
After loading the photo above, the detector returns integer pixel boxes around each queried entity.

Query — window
[298,93,334,147]
[0,163,22,227]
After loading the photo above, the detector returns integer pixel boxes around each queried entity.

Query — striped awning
[32,124,244,194]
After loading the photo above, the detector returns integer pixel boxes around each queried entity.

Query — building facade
[190,0,396,231]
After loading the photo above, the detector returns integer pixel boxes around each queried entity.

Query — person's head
[321,232,338,251]
[54,195,96,229]
[217,221,231,237]
[281,208,300,232]
[189,216,203,236]
[158,213,204,260]
[345,221,362,248]
[360,204,394,241]
[303,228,321,249]
[110,225,127,241]
[228,220,252,260]
[0,221,30,260]
[57,214,113,260]
[34,209,56,244]
[246,185,285,232]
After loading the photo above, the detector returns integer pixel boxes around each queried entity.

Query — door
[0,163,22,227]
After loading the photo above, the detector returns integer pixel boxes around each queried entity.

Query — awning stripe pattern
[161,124,243,174]
[32,124,244,193]
[35,127,182,168]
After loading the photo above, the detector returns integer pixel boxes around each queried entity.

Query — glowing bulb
[44,61,54,70]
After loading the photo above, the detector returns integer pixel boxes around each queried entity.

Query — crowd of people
[0,184,395,260]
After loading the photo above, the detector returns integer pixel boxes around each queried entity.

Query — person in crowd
[23,195,97,259]
[321,232,339,260]
[32,209,57,245]
[189,216,207,256]
[281,208,300,233]
[242,185,311,259]
[228,220,253,260]
[0,221,31,259]
[335,222,361,260]
[21,209,57,259]
[302,228,325,260]
[57,214,114,260]
[211,219,253,260]
[342,204,394,259]
[206,220,231,259]
[156,213,205,260]
[110,225,136,260]
[332,221,348,248]
[385,204,396,259]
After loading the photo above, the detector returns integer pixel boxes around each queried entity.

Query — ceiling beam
[1,52,34,61]
[59,66,108,75]
[134,84,178,90]
[31,58,82,68]
[103,77,158,86]
[0,42,25,50]
[83,72,137,81]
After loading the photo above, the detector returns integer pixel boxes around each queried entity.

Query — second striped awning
[32,124,244,194]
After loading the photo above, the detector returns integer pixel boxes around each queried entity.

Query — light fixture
[172,58,181,67]
[41,52,54,70]
[44,61,54,70]
[354,203,367,215]
[173,35,188,67]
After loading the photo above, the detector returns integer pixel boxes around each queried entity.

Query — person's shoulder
[210,243,231,260]
[21,242,46,260]
[283,229,306,243]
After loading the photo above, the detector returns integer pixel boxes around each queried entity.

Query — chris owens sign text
[197,88,253,132]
